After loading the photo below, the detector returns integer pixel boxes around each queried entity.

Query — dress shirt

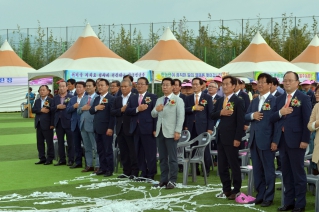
[40,96,48,108]
[99,92,108,104]
[250,92,270,120]
[76,94,85,104]
[194,92,202,104]
[164,93,173,105]
[278,89,297,118]
[272,90,278,96]
[70,89,76,95]
[136,92,147,113]
[122,92,131,106]
[235,90,240,96]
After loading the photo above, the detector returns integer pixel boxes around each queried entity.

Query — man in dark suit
[211,75,245,200]
[66,81,86,169]
[185,77,214,176]
[125,77,157,180]
[89,78,115,177]
[110,80,120,96]
[245,73,277,207]
[32,85,55,165]
[271,71,311,212]
[111,80,138,179]
[67,78,77,96]
[173,79,186,101]
[270,77,282,171]
[116,75,138,96]
[52,81,74,166]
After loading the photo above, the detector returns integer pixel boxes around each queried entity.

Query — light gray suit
[77,93,99,168]
[151,94,185,183]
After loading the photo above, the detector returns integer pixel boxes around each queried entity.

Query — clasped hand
[138,104,148,112]
[220,108,233,116]
[280,106,293,116]
[253,111,263,121]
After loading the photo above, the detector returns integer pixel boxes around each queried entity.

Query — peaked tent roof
[134,28,222,81]
[291,35,319,71]
[0,40,35,77]
[221,32,306,78]
[29,24,146,80]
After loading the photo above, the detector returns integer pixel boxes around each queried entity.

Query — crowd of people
[31,72,319,212]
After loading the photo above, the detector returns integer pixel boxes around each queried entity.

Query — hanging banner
[0,77,53,86]
[65,70,152,82]
[154,71,228,82]
[254,71,316,82]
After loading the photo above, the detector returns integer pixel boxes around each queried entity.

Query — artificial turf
[0,113,316,211]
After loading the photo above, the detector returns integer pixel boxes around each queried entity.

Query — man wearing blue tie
[271,71,311,212]
[245,73,276,207]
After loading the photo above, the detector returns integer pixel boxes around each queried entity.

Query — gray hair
[121,80,132,86]
[209,81,218,88]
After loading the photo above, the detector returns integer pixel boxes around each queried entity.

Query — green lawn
[0,113,316,211]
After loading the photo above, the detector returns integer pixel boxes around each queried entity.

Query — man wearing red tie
[271,71,311,212]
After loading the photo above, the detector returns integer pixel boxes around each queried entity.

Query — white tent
[28,24,149,81]
[0,40,36,112]
[221,32,309,80]
[292,35,319,72]
[134,28,224,82]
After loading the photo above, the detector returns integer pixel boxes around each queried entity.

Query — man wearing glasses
[125,77,158,181]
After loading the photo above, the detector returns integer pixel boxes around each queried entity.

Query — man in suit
[173,79,186,101]
[78,79,99,173]
[213,76,224,97]
[300,80,316,108]
[211,75,245,200]
[89,78,115,177]
[185,77,214,176]
[32,85,55,165]
[66,81,86,169]
[125,77,158,180]
[111,80,138,179]
[52,81,74,166]
[151,77,185,189]
[271,71,311,212]
[116,75,139,96]
[245,73,277,207]
[67,78,77,96]
[270,77,282,171]
[110,80,120,96]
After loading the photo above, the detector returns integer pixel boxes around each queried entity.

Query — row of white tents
[1,24,319,112]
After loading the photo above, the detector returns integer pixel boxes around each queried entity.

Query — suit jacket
[307,103,319,163]
[66,96,81,132]
[77,93,97,132]
[238,90,250,126]
[89,93,115,134]
[178,93,186,102]
[211,94,245,145]
[52,93,74,128]
[125,92,157,135]
[32,97,55,130]
[151,94,185,138]
[111,93,136,136]
[184,92,214,134]
[274,90,282,97]
[116,88,138,97]
[245,94,276,150]
[270,90,311,148]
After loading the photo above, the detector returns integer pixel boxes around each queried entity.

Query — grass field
[0,113,316,211]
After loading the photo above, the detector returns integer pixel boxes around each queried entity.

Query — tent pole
[151,70,154,94]
[27,80,30,118]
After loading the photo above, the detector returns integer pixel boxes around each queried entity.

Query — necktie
[258,96,264,111]
[282,94,292,132]
[138,94,143,105]
[164,97,169,105]
[87,96,91,105]
[223,97,228,109]
[195,94,199,105]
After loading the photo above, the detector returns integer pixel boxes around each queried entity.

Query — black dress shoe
[261,200,273,207]
[292,208,305,212]
[248,199,263,204]
[95,170,106,175]
[70,164,82,169]
[117,174,128,179]
[44,161,52,165]
[152,182,168,188]
[67,161,74,166]
[104,171,113,177]
[35,160,46,165]
[277,205,295,211]
[54,161,66,166]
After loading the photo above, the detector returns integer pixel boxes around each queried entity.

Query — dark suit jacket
[66,96,81,132]
[125,92,157,134]
[274,90,282,97]
[89,93,115,134]
[116,88,138,97]
[178,93,186,102]
[211,94,245,145]
[52,93,74,128]
[270,90,311,148]
[245,94,276,150]
[32,97,55,130]
[111,93,136,136]
[238,90,251,127]
[185,92,214,134]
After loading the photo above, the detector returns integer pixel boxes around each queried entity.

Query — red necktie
[282,94,292,132]
[87,96,91,105]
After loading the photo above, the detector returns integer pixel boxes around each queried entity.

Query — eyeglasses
[136,83,147,86]
[162,84,171,87]
[282,79,297,83]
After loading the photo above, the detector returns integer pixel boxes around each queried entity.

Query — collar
[122,92,132,98]
[165,93,173,99]
[259,91,270,100]
[41,96,48,101]
[287,89,297,97]
[88,93,96,98]
[211,93,217,99]
[271,90,277,96]
[194,91,202,97]
[235,90,240,95]
[224,93,234,100]
[71,88,76,93]
[138,92,147,97]
[100,92,108,98]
